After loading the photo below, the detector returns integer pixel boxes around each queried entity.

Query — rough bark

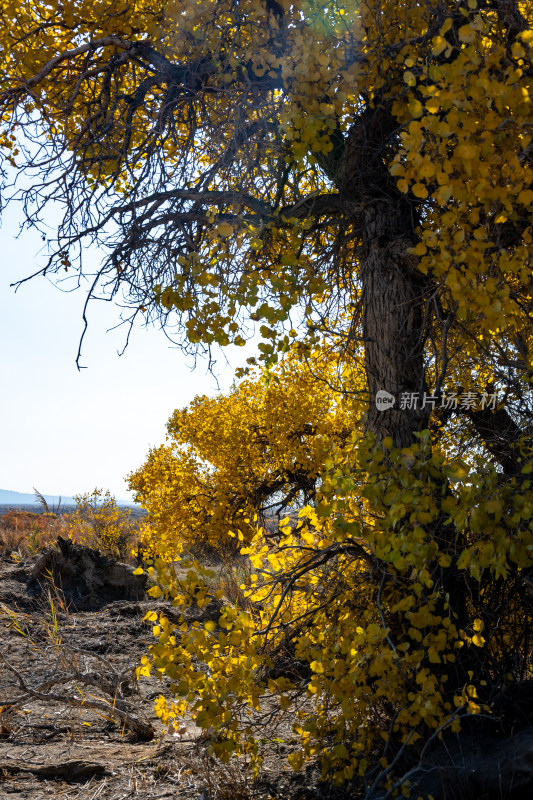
[321,103,431,448]
[467,404,530,478]
[360,199,430,447]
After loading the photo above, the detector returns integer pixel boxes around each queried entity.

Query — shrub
[68,489,137,561]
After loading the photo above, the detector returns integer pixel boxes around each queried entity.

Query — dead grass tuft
[189,751,258,800]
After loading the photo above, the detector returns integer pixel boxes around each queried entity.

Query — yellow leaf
[288,751,304,771]
[434,185,453,204]
[458,24,476,43]
[431,36,447,56]
[412,183,428,199]
[455,143,478,160]
[519,30,533,44]
[218,222,234,237]
[518,189,533,205]
[408,99,423,118]
[300,529,315,545]
[425,97,440,114]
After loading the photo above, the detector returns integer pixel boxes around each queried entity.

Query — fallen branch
[0,653,154,740]
[0,759,109,781]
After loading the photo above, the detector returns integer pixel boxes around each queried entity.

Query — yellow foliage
[68,488,135,560]
[135,429,533,783]
[3,0,533,789]
[129,350,363,558]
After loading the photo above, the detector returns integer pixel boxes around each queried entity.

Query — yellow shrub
[68,489,136,560]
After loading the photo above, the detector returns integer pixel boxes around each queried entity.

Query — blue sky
[0,202,239,502]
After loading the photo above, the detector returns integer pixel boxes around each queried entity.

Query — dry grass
[188,751,258,800]
[206,555,255,611]
[0,511,69,556]
[0,510,141,561]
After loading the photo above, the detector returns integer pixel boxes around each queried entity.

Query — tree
[1,0,531,443]
[2,0,533,793]
[133,353,533,792]
[128,349,361,558]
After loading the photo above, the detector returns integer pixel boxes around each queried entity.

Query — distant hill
[0,489,76,507]
[0,489,137,508]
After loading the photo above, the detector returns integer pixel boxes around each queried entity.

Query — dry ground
[0,542,354,800]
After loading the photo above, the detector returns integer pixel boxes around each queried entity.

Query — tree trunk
[360,199,429,447]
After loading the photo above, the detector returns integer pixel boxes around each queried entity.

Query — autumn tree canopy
[2,0,531,447]
[2,0,533,794]
[128,350,361,557]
